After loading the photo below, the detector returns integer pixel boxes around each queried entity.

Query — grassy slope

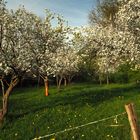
[0,83,140,140]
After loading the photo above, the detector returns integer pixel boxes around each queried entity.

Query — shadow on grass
[50,84,140,106]
[7,84,140,121]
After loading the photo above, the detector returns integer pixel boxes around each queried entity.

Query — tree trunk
[44,77,49,96]
[56,75,59,87]
[106,73,109,85]
[0,95,8,126]
[99,74,102,85]
[0,77,19,126]
[64,77,67,86]
[67,75,73,85]
[58,76,63,90]
[99,78,102,85]
[37,76,40,88]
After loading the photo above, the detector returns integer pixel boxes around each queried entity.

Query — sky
[6,0,97,27]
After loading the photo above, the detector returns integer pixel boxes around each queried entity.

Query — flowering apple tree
[0,3,41,124]
[81,0,140,84]
[30,12,70,95]
[54,44,80,89]
[115,0,140,70]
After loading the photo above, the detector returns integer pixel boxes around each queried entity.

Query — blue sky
[6,0,97,27]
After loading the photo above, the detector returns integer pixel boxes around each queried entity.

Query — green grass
[1,83,140,140]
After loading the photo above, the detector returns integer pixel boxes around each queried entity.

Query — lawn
[0,83,140,140]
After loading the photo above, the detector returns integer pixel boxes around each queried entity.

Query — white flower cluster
[0,0,139,80]
[0,2,80,81]
[74,0,140,74]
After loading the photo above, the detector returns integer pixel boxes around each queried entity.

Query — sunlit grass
[0,83,140,140]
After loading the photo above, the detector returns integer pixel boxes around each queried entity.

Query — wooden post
[44,77,49,96]
[125,103,140,140]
